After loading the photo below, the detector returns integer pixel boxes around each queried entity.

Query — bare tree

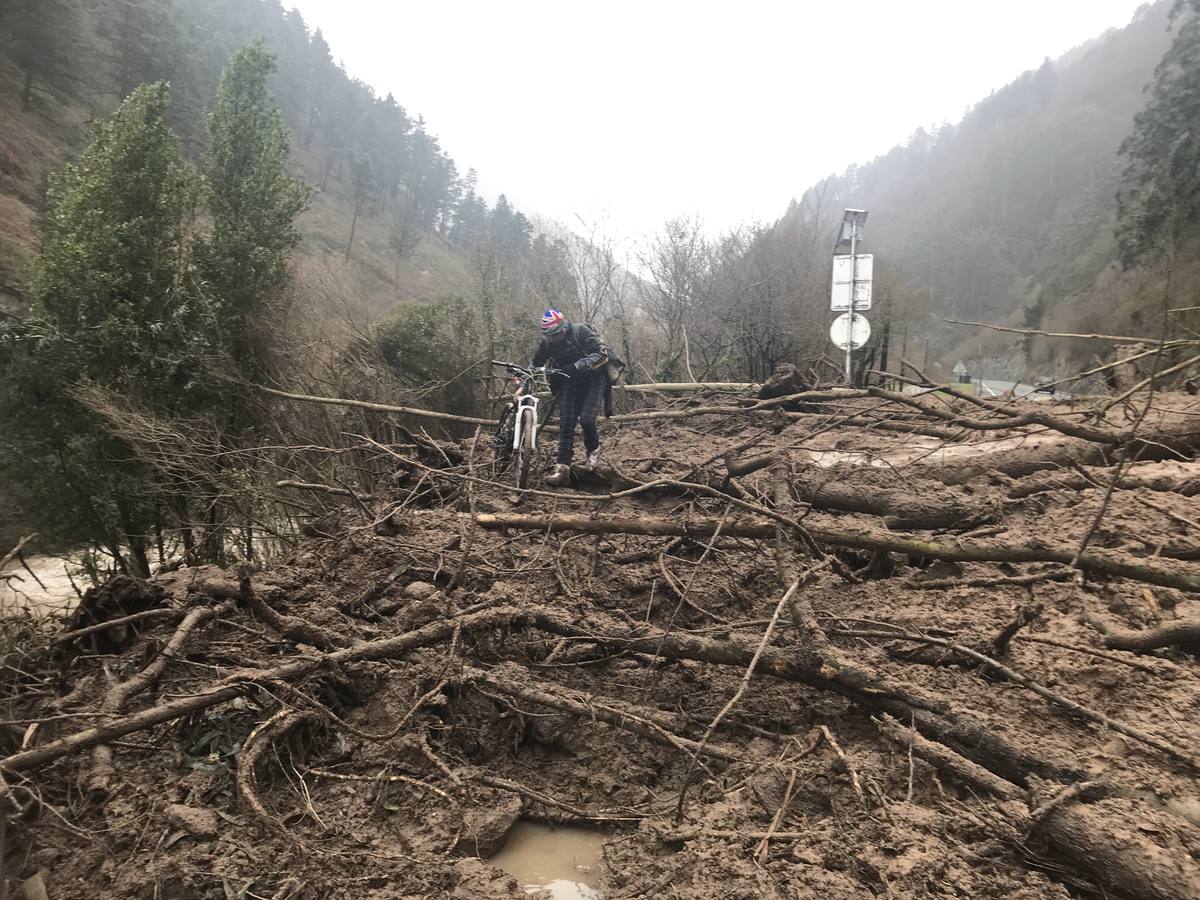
[639,216,713,380]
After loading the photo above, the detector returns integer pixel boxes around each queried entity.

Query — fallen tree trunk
[876,715,1200,900]
[1008,468,1200,499]
[465,663,739,762]
[576,460,989,530]
[1096,621,1200,654]
[927,432,1198,487]
[473,513,1200,593]
[0,606,527,774]
[529,606,1081,786]
[790,473,996,530]
[2,600,1078,791]
[725,453,995,529]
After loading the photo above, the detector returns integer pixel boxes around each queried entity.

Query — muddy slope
[3,392,1200,899]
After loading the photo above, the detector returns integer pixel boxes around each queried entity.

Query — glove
[574,359,590,371]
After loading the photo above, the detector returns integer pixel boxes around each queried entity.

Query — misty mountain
[0,0,571,332]
[781,0,1179,376]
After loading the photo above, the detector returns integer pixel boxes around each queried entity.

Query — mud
[3,391,1200,898]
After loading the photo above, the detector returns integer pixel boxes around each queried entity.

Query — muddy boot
[544,464,571,486]
[585,450,600,470]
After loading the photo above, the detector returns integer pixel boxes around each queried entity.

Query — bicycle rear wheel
[493,404,516,460]
[516,407,535,489]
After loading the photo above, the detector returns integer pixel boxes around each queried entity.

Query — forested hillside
[582,2,1199,390]
[776,0,1199,378]
[0,0,574,336]
[0,0,592,556]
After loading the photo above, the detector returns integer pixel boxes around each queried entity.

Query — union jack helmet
[540,308,570,336]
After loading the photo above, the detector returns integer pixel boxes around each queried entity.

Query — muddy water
[0,554,81,619]
[490,822,603,899]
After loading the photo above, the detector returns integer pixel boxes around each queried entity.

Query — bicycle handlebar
[491,360,570,378]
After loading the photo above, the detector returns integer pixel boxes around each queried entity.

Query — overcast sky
[287,0,1151,245]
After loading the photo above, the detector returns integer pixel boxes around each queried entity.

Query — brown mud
[3,390,1200,898]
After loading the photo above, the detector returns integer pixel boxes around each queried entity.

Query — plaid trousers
[556,372,605,464]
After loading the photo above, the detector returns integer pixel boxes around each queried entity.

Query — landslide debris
[3,389,1200,899]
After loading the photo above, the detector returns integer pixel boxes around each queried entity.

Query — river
[0,553,84,619]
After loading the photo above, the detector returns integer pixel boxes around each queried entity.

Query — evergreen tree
[0,83,200,574]
[100,0,179,98]
[1117,0,1200,264]
[194,40,313,374]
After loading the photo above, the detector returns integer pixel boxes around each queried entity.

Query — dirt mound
[4,389,1200,898]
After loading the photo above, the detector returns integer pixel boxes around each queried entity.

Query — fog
[288,0,1149,241]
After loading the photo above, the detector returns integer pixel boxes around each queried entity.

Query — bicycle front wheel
[516,407,536,489]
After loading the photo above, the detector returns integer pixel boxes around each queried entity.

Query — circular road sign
[829,313,871,351]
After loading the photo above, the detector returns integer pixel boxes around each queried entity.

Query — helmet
[540,308,571,338]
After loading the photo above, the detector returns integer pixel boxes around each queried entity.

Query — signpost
[831,209,870,384]
[831,253,873,311]
[829,313,871,351]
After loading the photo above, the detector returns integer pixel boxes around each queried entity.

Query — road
[976,379,1069,400]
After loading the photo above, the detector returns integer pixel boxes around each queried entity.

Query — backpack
[570,322,626,386]
[562,322,625,418]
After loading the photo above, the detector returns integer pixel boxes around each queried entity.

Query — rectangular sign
[831,253,873,311]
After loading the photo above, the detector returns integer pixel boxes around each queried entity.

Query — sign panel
[829,313,871,351]
[830,253,873,311]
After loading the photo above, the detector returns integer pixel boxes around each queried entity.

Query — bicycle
[491,360,568,489]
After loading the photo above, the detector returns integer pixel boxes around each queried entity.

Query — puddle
[490,821,603,899]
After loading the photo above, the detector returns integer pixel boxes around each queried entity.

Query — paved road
[976,379,1069,400]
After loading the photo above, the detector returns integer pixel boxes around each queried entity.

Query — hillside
[0,0,523,325]
[780,0,1188,379]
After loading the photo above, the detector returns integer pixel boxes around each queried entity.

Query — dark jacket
[531,322,608,372]
[531,322,623,416]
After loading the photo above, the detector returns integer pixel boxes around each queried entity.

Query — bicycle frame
[492,360,565,457]
[512,384,540,453]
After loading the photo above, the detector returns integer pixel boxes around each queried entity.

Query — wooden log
[259,384,495,426]
[1097,621,1200,654]
[2,598,1079,794]
[1009,469,1200,499]
[876,715,1200,900]
[52,608,183,646]
[473,513,1200,593]
[724,454,991,528]
[616,382,756,393]
[465,664,738,762]
[789,473,997,530]
[1035,798,1200,900]
[85,601,233,794]
[528,607,1080,786]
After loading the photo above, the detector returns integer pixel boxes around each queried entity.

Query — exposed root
[237,708,317,827]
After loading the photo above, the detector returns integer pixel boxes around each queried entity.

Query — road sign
[831,253,873,311]
[829,313,871,351]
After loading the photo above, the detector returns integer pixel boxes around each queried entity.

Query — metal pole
[845,222,858,385]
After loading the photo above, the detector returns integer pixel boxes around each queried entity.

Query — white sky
[287,0,1152,246]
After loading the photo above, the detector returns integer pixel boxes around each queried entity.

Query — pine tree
[100,0,179,98]
[194,41,313,374]
[1117,0,1200,264]
[0,83,200,574]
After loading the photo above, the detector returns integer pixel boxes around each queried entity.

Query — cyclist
[531,308,612,485]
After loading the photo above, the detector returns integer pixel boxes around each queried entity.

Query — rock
[400,599,443,629]
[165,803,220,840]
[454,795,522,857]
[403,581,440,600]
[757,362,813,406]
